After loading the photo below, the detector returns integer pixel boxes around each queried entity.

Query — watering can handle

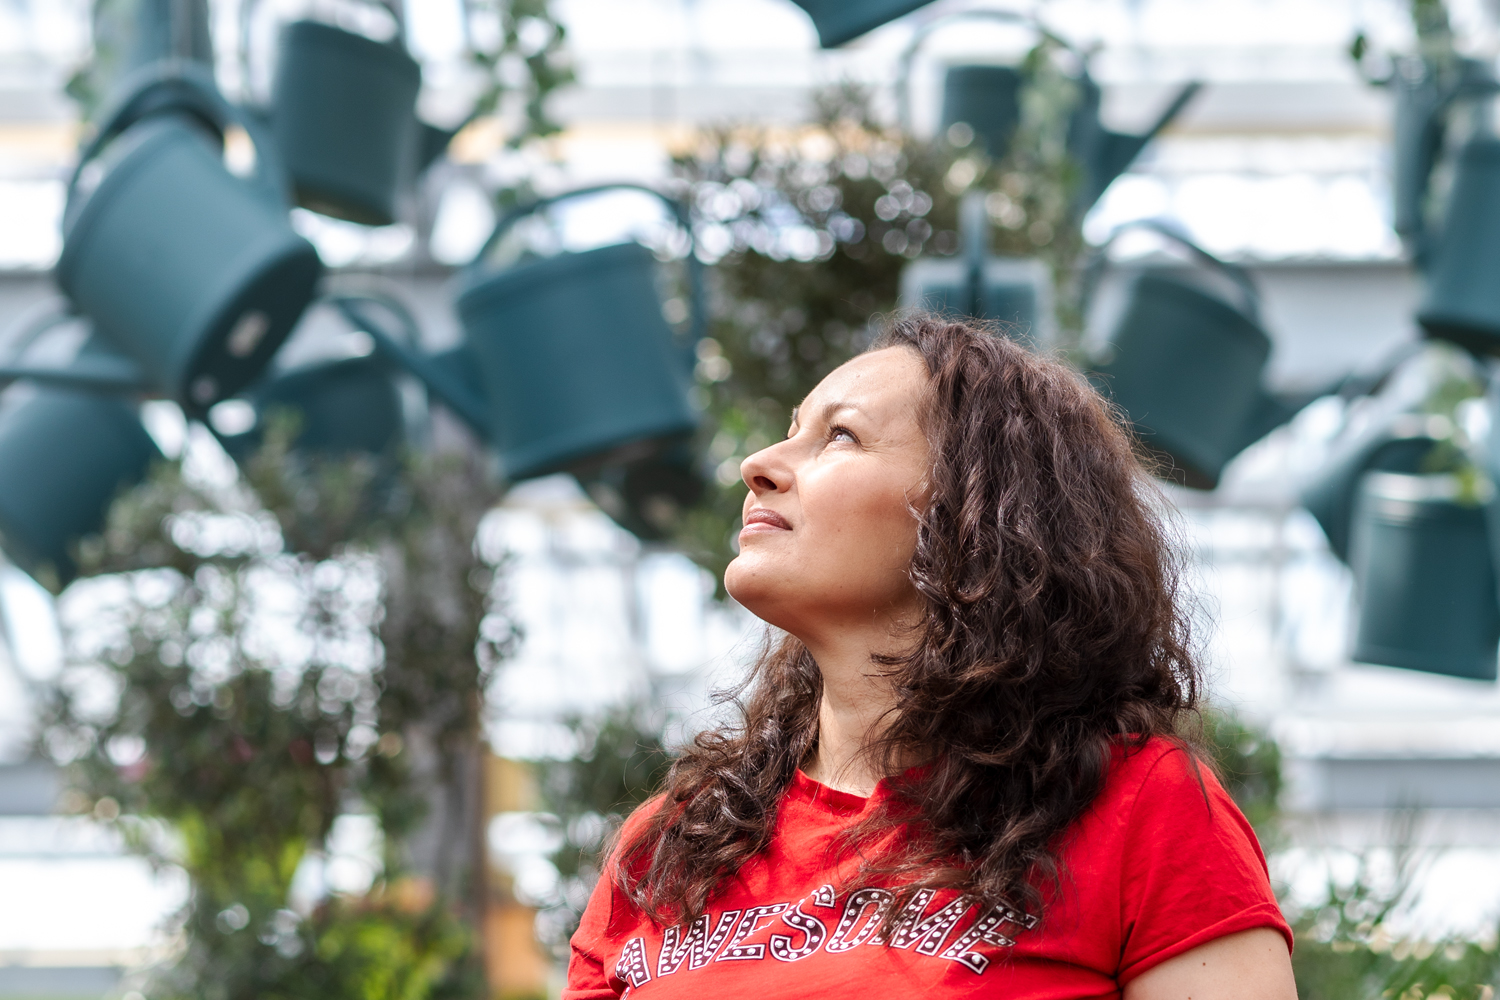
[468,182,708,344]
[1081,217,1261,325]
[1,305,82,362]
[895,9,1075,139]
[328,293,491,437]
[68,60,291,211]
[0,308,147,395]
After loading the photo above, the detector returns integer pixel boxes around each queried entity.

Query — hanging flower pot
[55,62,322,413]
[1350,471,1499,681]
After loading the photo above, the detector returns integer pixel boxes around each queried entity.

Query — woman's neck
[799,625,908,798]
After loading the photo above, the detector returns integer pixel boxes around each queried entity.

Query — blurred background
[2,0,1500,998]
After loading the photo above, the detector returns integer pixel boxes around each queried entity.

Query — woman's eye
[829,425,856,444]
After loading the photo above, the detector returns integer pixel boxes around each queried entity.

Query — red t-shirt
[565,738,1291,999]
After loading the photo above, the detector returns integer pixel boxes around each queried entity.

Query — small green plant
[1201,708,1284,840]
[41,421,515,1000]
[530,704,671,958]
[1287,834,1500,1000]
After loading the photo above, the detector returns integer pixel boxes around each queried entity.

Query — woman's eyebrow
[818,400,860,422]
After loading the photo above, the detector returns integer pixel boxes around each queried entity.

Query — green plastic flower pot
[0,389,161,590]
[941,65,1022,159]
[1349,472,1499,681]
[270,19,421,226]
[56,63,322,413]
[1417,139,1500,355]
[1301,414,1445,563]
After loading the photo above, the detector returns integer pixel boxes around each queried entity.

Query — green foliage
[466,0,575,147]
[1201,708,1284,838]
[1287,840,1500,1000]
[41,422,514,1000]
[667,70,1085,585]
[1203,712,1500,999]
[530,704,671,957]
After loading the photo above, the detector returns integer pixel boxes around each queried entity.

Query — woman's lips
[740,507,792,536]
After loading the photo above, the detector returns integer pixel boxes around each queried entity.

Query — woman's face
[724,347,931,637]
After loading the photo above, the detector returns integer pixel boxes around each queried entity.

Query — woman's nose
[740,442,791,495]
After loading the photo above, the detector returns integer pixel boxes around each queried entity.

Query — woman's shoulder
[606,793,669,869]
[1104,734,1218,801]
[1075,735,1247,848]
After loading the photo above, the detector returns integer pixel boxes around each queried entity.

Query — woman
[566,317,1295,999]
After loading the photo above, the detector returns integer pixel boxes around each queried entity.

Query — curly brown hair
[614,315,1202,928]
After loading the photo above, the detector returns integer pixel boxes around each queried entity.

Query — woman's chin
[724,555,785,618]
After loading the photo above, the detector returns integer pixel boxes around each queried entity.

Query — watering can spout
[0,337,146,394]
[1073,79,1201,213]
[331,296,489,436]
[414,120,463,176]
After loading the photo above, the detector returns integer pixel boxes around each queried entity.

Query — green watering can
[419,337,706,542]
[1085,220,1298,489]
[350,183,705,484]
[0,311,161,590]
[1415,138,1500,355]
[1349,471,1499,681]
[1380,56,1500,351]
[893,9,1198,211]
[899,191,1053,346]
[941,66,1023,159]
[269,16,418,226]
[213,291,496,464]
[247,1,478,226]
[1386,56,1495,263]
[787,0,935,47]
[214,352,406,463]
[1301,412,1446,563]
[0,389,161,591]
[54,62,321,413]
[895,10,1071,161]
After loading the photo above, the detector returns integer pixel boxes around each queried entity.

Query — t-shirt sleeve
[1114,746,1292,984]
[562,865,620,1000]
